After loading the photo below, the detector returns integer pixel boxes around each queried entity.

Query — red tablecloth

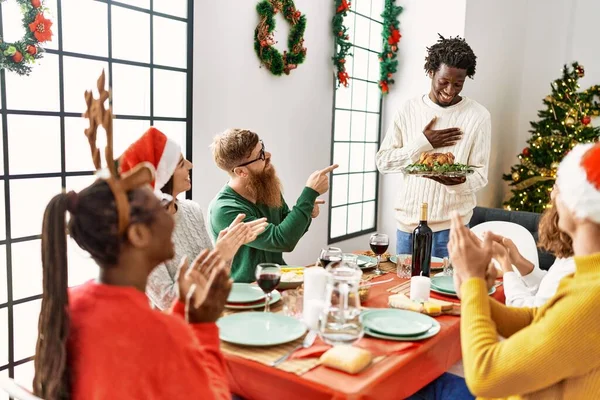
[225,273,505,400]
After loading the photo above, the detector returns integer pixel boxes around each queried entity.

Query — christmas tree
[503,62,600,213]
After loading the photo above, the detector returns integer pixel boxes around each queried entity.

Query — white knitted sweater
[376,95,491,232]
[146,199,214,310]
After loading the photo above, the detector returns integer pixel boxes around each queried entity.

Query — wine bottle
[411,202,433,277]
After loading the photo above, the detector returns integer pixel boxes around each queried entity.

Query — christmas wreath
[0,0,53,76]
[332,0,352,87]
[254,0,307,76]
[378,0,402,94]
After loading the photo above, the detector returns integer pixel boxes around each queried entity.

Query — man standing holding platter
[376,35,491,258]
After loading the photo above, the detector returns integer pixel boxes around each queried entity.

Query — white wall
[378,0,467,241]
[192,0,370,265]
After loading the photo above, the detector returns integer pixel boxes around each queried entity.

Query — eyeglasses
[233,140,265,170]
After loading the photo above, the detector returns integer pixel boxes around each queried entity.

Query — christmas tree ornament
[512,172,520,181]
[582,115,591,125]
[522,147,531,156]
[565,117,575,126]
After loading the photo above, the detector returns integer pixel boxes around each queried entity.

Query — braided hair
[424,34,477,78]
[33,180,157,399]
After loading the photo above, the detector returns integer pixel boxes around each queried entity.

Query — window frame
[0,0,195,381]
[328,5,383,244]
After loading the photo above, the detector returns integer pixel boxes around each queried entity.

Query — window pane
[354,15,371,49]
[63,57,110,113]
[350,111,366,142]
[154,0,188,18]
[369,22,383,53]
[0,187,5,241]
[365,113,379,142]
[362,200,376,230]
[0,308,7,366]
[352,48,369,80]
[112,64,150,116]
[10,178,61,238]
[351,79,367,110]
[332,143,349,174]
[348,173,363,203]
[111,5,150,63]
[65,117,97,172]
[153,16,187,68]
[66,175,97,193]
[62,0,108,56]
[0,246,6,303]
[14,361,35,392]
[335,84,351,109]
[13,299,41,361]
[368,52,380,82]
[113,119,151,156]
[153,121,186,150]
[334,110,351,141]
[371,0,385,21]
[12,240,42,301]
[117,0,150,8]
[349,144,365,172]
[331,175,348,207]
[154,69,186,118]
[364,172,377,201]
[5,54,59,111]
[330,206,347,238]
[0,370,8,400]
[355,0,372,17]
[366,83,381,112]
[8,115,61,174]
[348,203,362,233]
[68,237,99,288]
[364,143,378,171]
[345,11,356,44]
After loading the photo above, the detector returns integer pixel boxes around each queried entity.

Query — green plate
[217,312,307,346]
[363,317,441,341]
[227,283,266,303]
[430,276,455,292]
[430,283,496,297]
[390,255,445,270]
[361,309,434,337]
[225,290,281,310]
[357,255,377,268]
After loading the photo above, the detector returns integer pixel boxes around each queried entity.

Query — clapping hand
[215,214,268,260]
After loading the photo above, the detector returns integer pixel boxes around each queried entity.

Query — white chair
[470,221,539,272]
[0,377,43,400]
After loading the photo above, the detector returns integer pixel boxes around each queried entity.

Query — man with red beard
[208,128,337,282]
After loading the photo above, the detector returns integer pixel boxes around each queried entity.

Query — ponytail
[33,193,71,400]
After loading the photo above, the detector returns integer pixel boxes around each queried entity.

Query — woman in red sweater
[31,179,235,400]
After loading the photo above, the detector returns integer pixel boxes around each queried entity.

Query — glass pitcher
[318,260,364,346]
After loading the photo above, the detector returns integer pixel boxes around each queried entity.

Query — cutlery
[271,330,317,367]
[359,277,393,288]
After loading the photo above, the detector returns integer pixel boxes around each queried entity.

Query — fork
[270,330,317,367]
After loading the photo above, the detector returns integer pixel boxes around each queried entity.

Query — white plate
[225,290,282,309]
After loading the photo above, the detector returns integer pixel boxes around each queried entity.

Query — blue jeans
[406,373,474,400]
[396,229,451,258]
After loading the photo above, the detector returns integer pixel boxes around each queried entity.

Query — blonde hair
[211,129,259,171]
[538,197,574,259]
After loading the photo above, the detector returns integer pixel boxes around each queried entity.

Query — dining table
[221,258,506,400]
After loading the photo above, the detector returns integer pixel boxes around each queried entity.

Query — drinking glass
[369,233,389,276]
[396,254,412,279]
[318,247,343,268]
[282,288,303,319]
[443,257,454,276]
[342,253,359,268]
[255,263,281,312]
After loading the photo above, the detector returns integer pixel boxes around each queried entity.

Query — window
[0,0,194,388]
[328,0,384,243]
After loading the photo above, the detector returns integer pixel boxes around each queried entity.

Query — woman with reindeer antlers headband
[32,72,232,400]
[119,127,268,310]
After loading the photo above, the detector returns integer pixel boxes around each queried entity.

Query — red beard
[246,163,283,208]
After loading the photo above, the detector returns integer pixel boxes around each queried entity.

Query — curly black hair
[424,34,477,78]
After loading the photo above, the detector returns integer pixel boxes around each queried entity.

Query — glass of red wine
[369,233,389,276]
[318,247,343,268]
[256,263,281,312]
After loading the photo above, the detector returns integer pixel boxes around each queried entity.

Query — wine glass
[369,233,389,276]
[255,263,281,312]
[318,247,343,268]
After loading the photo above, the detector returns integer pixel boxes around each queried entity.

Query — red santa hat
[556,142,600,223]
[119,127,181,193]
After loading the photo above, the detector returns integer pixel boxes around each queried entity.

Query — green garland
[254,0,307,76]
[378,0,403,94]
[332,0,352,87]
[0,0,53,76]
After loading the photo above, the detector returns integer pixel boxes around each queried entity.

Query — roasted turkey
[418,152,455,168]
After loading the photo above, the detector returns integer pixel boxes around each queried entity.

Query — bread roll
[319,345,373,374]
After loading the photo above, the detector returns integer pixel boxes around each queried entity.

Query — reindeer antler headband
[83,70,155,234]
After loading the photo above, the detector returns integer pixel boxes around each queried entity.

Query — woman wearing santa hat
[120,127,267,309]
[446,142,600,399]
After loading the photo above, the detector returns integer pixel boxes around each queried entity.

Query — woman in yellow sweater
[449,141,600,399]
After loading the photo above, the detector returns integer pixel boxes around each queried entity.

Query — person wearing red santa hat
[442,142,600,399]
[120,127,267,309]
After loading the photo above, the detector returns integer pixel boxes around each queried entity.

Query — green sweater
[208,185,318,283]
